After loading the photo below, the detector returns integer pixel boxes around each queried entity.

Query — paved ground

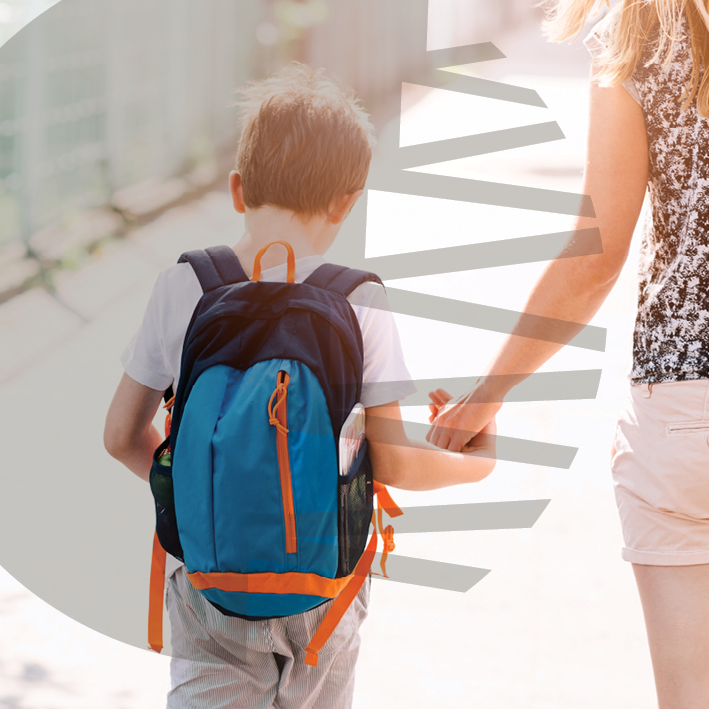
[0,17,658,709]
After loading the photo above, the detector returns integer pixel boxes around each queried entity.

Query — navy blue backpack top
[147,242,402,666]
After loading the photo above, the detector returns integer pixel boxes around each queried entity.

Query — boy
[104,63,495,709]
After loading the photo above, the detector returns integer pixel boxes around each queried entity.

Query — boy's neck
[233,205,330,277]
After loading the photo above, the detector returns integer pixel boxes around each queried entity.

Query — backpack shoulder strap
[178,245,248,292]
[303,263,383,297]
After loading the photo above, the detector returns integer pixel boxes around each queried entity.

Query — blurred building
[0,0,263,251]
[427,0,540,51]
[0,0,531,256]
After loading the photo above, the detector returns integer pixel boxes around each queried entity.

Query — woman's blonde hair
[541,0,709,115]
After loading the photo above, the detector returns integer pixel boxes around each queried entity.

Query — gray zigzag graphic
[362,228,602,278]
[377,287,604,351]
[395,122,565,168]
[369,369,602,406]
[402,73,547,107]
[294,502,550,592]
[329,42,601,358]
[325,42,599,589]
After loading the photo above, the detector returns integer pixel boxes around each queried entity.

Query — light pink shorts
[612,379,709,565]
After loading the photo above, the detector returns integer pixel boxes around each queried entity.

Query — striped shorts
[165,565,370,709]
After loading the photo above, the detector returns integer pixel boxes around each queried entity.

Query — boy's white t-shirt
[121,253,416,577]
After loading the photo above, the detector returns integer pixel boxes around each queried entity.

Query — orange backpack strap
[304,521,378,667]
[303,483,402,667]
[371,482,402,579]
[372,480,403,518]
[148,531,167,653]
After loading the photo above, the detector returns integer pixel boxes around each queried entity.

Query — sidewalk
[0,69,656,709]
[0,190,239,708]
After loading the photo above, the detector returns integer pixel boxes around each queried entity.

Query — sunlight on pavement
[0,0,61,46]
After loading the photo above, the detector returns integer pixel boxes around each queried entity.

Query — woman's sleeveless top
[586,11,709,385]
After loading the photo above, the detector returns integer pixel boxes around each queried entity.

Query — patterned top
[585,10,709,384]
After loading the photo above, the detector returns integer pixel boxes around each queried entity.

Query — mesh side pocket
[337,441,373,577]
[149,440,184,561]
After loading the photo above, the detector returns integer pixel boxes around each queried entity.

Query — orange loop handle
[267,383,289,434]
[380,524,395,577]
[373,488,398,578]
[382,526,395,553]
[252,241,296,283]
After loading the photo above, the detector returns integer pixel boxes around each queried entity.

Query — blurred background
[0,0,542,296]
[0,1,654,708]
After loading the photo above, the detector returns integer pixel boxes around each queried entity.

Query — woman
[427,1,709,706]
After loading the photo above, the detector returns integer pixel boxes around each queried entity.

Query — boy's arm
[104,373,165,482]
[366,400,496,491]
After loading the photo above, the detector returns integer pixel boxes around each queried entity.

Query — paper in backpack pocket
[339,402,365,476]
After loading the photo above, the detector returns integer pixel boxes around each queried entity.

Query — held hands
[426,382,501,454]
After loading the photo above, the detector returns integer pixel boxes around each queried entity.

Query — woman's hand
[427,384,501,453]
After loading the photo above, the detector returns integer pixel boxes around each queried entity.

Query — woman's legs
[633,563,709,708]
[611,381,709,705]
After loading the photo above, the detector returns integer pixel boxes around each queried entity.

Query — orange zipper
[268,371,297,554]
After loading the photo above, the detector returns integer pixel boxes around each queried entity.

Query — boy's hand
[426,381,502,453]
[427,388,453,423]
[367,397,495,490]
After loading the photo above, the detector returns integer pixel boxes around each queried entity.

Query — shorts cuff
[622,546,709,566]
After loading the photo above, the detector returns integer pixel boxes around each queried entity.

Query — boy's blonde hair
[234,62,376,218]
[541,0,709,117]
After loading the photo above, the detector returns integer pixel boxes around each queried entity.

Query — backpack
[147,242,402,666]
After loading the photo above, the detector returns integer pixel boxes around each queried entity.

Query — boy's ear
[229,171,246,214]
[328,190,363,225]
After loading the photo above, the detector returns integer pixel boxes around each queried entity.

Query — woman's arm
[427,78,649,452]
[366,400,496,491]
[104,373,165,482]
